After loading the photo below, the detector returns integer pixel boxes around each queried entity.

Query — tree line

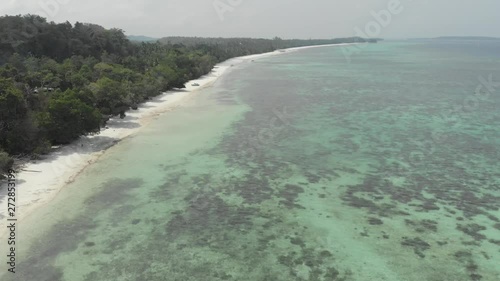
[0,14,375,176]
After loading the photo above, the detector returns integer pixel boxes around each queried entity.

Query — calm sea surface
[4,40,500,280]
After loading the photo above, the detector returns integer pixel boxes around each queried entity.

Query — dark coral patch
[401,237,431,258]
[85,178,144,208]
[454,251,483,281]
[368,217,384,225]
[278,184,305,209]
[456,224,487,241]
[405,219,438,233]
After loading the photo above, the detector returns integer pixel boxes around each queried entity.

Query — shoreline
[0,43,356,239]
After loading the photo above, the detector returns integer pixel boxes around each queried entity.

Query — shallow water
[2,41,500,280]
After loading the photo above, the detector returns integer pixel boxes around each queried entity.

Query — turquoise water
[3,40,500,280]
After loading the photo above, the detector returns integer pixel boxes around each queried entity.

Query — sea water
[3,40,500,281]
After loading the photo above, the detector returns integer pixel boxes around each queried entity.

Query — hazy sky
[1,0,499,39]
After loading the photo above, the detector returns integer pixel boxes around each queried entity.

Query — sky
[1,0,499,39]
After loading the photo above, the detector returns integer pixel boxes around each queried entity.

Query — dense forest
[159,36,372,60]
[0,14,374,176]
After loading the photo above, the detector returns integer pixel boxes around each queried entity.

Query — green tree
[91,77,128,115]
[39,90,101,144]
[0,78,27,120]
[0,150,14,174]
[79,64,93,81]
[0,78,31,153]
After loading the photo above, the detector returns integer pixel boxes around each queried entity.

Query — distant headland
[434,36,500,41]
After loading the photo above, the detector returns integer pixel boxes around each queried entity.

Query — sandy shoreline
[0,43,355,238]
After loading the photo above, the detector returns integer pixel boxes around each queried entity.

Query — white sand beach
[0,43,354,239]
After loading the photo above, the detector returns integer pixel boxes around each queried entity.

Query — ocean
[4,40,500,280]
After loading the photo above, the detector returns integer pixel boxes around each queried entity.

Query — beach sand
[0,43,354,240]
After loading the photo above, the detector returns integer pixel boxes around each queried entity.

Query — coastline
[0,43,355,239]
